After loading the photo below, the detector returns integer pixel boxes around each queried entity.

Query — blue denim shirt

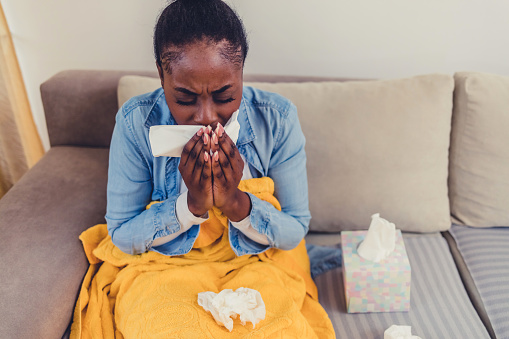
[105,86,310,257]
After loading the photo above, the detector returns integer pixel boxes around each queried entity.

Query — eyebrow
[211,85,232,94]
[174,87,197,95]
[174,85,232,96]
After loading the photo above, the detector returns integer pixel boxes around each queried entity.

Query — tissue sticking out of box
[197,287,266,332]
[357,213,396,262]
[384,325,422,339]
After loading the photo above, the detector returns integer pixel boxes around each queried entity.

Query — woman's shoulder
[242,85,295,118]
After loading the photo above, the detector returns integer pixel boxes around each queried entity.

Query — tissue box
[341,230,411,313]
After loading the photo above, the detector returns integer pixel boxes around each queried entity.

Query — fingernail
[207,125,212,134]
[204,152,209,162]
[197,127,203,136]
[218,123,224,137]
[203,133,209,145]
[212,132,218,145]
[213,151,219,161]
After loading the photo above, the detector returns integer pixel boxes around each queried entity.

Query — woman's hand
[210,123,251,222]
[179,126,213,217]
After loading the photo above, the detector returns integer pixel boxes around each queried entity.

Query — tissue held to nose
[197,287,266,332]
[149,110,240,158]
[357,213,396,262]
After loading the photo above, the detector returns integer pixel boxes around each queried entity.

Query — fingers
[191,138,205,178]
[181,127,205,167]
[198,132,212,185]
[211,148,226,183]
[181,123,243,190]
[201,149,212,185]
[179,127,211,183]
[213,123,244,175]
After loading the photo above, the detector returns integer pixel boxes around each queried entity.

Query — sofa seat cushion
[313,233,490,338]
[449,72,509,227]
[0,146,109,339]
[449,225,509,339]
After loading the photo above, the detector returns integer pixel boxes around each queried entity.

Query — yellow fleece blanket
[70,178,335,338]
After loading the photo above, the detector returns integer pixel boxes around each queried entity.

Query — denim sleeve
[105,109,197,255]
[230,103,311,256]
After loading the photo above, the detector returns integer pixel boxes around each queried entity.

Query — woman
[106,0,310,258]
[78,0,335,337]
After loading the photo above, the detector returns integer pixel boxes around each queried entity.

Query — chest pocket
[164,157,181,199]
[149,156,180,201]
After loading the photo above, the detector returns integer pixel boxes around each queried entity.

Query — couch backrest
[449,72,509,227]
[41,70,158,148]
[41,70,509,232]
[117,73,454,233]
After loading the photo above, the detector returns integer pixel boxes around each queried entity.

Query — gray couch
[0,70,507,339]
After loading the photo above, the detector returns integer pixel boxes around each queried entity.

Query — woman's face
[157,40,243,129]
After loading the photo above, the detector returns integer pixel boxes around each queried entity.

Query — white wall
[3,0,509,150]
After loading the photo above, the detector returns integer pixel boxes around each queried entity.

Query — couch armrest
[0,146,109,338]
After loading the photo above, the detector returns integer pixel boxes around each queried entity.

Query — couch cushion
[314,233,490,338]
[0,146,109,339]
[449,225,509,339]
[449,72,509,227]
[117,74,454,233]
[249,75,454,233]
[117,75,162,108]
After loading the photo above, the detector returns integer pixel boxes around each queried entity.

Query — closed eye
[215,97,235,104]
[176,100,196,106]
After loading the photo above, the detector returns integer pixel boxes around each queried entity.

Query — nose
[194,101,218,127]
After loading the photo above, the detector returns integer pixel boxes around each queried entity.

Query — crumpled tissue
[197,287,266,332]
[384,325,422,339]
[357,213,396,262]
[149,109,240,157]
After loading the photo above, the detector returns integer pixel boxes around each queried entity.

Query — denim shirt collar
[237,96,264,175]
[144,90,175,129]
[237,95,256,145]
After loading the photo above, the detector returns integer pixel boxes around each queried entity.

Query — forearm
[106,194,182,254]
[230,214,269,245]
[247,192,310,250]
[228,192,310,256]
[152,191,208,246]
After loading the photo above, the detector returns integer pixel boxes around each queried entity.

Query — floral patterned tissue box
[341,230,411,313]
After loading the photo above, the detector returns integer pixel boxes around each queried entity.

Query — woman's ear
[156,62,164,87]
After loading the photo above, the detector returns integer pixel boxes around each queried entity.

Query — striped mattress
[311,233,490,338]
[449,225,509,339]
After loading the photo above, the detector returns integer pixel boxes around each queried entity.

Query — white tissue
[197,287,266,332]
[384,325,422,339]
[149,110,240,157]
[357,213,396,262]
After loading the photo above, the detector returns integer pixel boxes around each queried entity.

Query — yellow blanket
[71,178,335,338]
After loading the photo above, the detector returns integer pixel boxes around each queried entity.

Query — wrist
[187,193,208,217]
[221,189,251,222]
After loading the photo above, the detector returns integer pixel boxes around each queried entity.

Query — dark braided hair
[154,0,249,72]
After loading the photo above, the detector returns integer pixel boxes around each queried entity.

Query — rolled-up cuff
[231,215,270,246]
[176,191,209,229]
